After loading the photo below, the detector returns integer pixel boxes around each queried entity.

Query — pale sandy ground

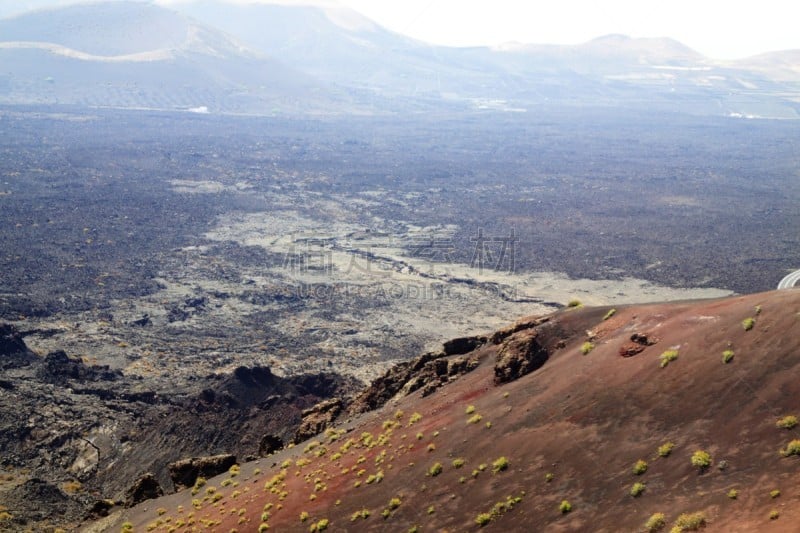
[18,205,732,385]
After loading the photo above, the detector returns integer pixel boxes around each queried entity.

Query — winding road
[778,269,800,289]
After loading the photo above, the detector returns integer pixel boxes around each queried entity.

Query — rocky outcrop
[0,478,86,525]
[619,332,658,357]
[347,352,441,415]
[293,398,343,443]
[259,434,284,457]
[347,348,485,415]
[168,454,237,492]
[489,316,551,345]
[0,323,37,369]
[403,354,482,397]
[494,329,549,384]
[125,473,163,507]
[37,350,121,384]
[443,335,486,356]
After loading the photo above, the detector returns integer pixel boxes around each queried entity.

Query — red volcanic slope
[87,290,800,532]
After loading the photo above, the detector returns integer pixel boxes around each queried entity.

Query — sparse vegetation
[742,317,755,331]
[467,414,483,424]
[770,489,780,498]
[492,456,509,473]
[428,462,443,477]
[691,450,712,470]
[780,439,800,456]
[580,341,595,355]
[672,511,706,531]
[658,442,675,457]
[559,500,572,514]
[350,509,370,522]
[630,482,646,497]
[603,308,616,320]
[567,299,582,308]
[776,415,798,429]
[545,472,554,483]
[722,349,734,364]
[659,349,679,368]
[632,459,648,475]
[310,519,329,532]
[452,458,465,469]
[769,509,780,520]
[466,405,476,415]
[727,488,738,499]
[475,513,492,526]
[644,512,666,532]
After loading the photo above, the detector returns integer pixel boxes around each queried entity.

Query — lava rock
[293,398,343,443]
[494,330,549,384]
[258,434,284,456]
[168,454,237,492]
[125,473,163,507]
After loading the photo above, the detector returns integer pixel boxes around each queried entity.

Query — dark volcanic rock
[0,323,37,369]
[494,330,549,384]
[2,478,85,523]
[125,473,164,507]
[168,454,237,492]
[294,398,343,443]
[631,332,657,346]
[619,332,658,357]
[489,316,551,345]
[348,349,484,413]
[37,350,121,384]
[443,335,487,355]
[258,434,284,456]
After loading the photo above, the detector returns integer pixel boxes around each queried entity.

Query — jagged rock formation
[125,473,163,507]
[494,329,549,384]
[0,323,358,531]
[167,455,236,492]
[293,399,343,443]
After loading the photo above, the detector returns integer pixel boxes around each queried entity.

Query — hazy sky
[5,0,799,59]
[333,0,797,59]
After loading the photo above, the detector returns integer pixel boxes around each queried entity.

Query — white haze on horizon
[2,0,799,60]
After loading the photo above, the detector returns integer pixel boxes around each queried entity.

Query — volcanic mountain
[0,1,345,113]
[84,288,800,532]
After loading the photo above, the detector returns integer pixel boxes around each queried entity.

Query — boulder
[125,473,163,507]
[168,454,237,491]
[258,434,284,456]
[494,330,549,385]
[0,323,37,369]
[293,398,343,443]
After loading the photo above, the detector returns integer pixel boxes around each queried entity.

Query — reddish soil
[86,290,800,532]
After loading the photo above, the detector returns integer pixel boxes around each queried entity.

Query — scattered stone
[619,333,657,357]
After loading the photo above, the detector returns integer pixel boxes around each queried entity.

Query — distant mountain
[172,1,800,118]
[0,0,798,117]
[0,1,350,114]
[733,49,800,81]
[172,0,485,98]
